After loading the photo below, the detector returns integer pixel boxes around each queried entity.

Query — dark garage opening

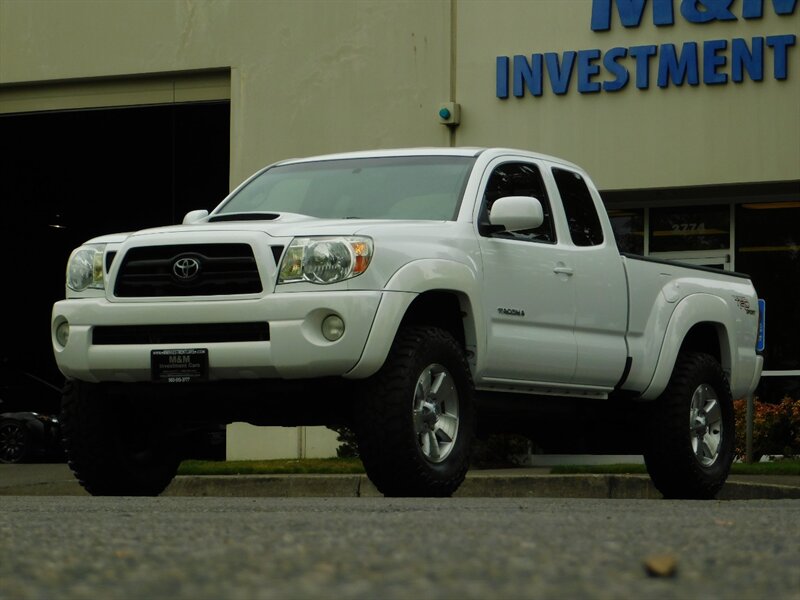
[0,102,230,413]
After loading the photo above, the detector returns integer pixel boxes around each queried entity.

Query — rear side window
[552,168,604,247]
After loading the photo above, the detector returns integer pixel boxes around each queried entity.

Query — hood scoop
[208,212,281,223]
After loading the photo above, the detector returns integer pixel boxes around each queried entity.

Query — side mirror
[182,209,209,225]
[489,196,544,232]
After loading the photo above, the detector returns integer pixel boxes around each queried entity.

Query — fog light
[321,315,345,341]
[55,321,70,347]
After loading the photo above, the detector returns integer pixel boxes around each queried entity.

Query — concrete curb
[2,468,799,499]
[162,473,800,500]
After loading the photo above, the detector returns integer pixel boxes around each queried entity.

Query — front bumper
[52,291,393,383]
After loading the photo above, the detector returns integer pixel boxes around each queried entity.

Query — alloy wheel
[689,384,723,467]
[0,422,28,463]
[413,363,460,463]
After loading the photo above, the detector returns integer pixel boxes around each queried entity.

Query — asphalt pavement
[1,463,799,499]
[3,496,799,599]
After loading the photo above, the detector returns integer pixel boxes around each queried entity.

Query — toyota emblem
[172,257,201,281]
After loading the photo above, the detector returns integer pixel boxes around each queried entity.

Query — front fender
[382,258,481,297]
[344,259,482,379]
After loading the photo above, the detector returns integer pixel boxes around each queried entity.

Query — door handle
[553,266,574,276]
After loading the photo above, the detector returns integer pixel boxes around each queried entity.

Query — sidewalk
[2,463,799,499]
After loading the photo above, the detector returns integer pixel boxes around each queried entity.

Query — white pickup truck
[51,147,763,499]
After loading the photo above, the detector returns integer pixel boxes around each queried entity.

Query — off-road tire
[644,351,735,499]
[354,326,475,497]
[60,380,181,496]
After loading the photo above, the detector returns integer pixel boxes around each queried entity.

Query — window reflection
[735,202,800,376]
[608,208,644,254]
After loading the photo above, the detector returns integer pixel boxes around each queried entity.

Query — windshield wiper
[208,212,281,222]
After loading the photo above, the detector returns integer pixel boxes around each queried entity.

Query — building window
[735,202,800,400]
[649,205,730,253]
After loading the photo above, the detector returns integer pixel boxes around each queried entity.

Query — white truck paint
[51,148,763,499]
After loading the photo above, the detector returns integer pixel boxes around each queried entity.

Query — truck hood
[83,213,455,244]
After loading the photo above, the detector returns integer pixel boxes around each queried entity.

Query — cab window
[479,162,556,243]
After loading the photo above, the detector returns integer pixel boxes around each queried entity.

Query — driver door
[476,159,577,385]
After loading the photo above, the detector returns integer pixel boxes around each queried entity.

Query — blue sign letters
[496,0,797,98]
[591,0,797,30]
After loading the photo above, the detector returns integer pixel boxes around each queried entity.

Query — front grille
[92,322,270,345]
[114,244,261,297]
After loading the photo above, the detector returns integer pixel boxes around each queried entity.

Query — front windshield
[216,156,476,221]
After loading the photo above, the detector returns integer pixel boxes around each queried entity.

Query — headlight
[66,244,107,291]
[278,237,373,284]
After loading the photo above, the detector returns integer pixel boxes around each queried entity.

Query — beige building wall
[0,0,453,188]
[2,0,795,190]
[454,0,799,190]
[226,424,340,461]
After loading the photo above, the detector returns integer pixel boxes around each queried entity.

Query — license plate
[151,349,208,383]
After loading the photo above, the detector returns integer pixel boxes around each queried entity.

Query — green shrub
[470,434,532,468]
[329,426,360,458]
[734,396,800,460]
